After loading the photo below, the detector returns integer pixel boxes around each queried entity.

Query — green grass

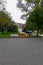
[0,32,19,38]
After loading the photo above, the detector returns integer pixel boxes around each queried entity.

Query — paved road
[0,38,43,65]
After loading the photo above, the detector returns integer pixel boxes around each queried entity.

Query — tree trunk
[37,29,39,36]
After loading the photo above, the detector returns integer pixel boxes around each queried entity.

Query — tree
[0,11,18,32]
[26,6,43,36]
[22,24,26,32]
[17,0,43,19]
[0,11,12,32]
[0,0,6,11]
[0,0,18,32]
[7,22,18,32]
[17,0,43,36]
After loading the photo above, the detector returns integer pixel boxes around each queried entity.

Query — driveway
[0,38,43,65]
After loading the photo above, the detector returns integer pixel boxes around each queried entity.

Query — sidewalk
[39,34,43,37]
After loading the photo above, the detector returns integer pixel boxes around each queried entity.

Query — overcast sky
[6,0,26,24]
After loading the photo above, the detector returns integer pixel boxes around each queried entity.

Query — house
[17,23,24,32]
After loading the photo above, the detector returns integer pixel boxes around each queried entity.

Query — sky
[6,0,26,24]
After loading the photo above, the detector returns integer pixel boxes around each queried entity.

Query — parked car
[25,30,32,37]
[19,32,27,38]
[25,30,32,34]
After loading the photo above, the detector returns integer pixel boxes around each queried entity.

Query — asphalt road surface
[0,38,43,65]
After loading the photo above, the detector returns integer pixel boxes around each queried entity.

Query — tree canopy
[0,0,18,32]
[0,0,6,10]
[17,0,43,36]
[17,0,43,19]
[26,6,43,36]
[0,11,18,32]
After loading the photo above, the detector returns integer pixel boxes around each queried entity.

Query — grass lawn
[0,32,19,38]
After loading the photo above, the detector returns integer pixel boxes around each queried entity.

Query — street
[0,38,43,65]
